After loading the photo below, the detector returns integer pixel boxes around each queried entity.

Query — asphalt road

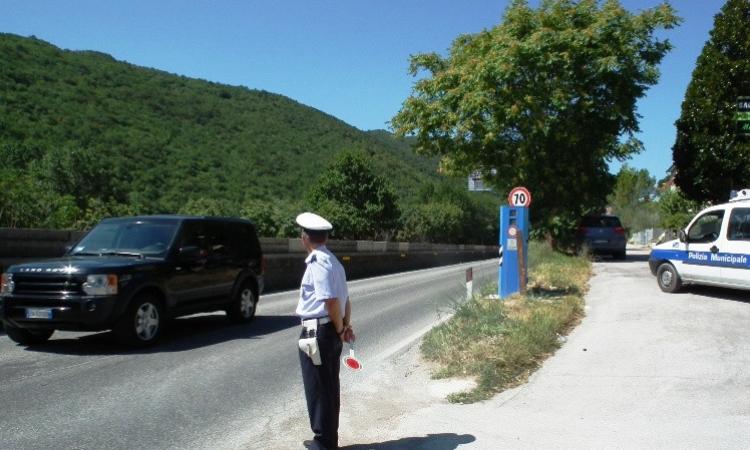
[0,259,497,450]
[364,250,750,449]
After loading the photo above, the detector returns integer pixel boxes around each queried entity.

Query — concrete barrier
[0,228,498,292]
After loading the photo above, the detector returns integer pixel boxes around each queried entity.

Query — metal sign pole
[517,229,527,295]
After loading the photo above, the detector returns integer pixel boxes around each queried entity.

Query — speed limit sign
[508,187,532,207]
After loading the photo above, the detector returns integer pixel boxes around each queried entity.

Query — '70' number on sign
[508,187,532,207]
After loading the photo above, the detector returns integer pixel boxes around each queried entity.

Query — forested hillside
[0,34,499,242]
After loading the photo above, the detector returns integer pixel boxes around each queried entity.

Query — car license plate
[25,308,53,320]
[594,239,608,244]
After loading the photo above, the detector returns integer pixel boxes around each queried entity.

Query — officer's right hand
[343,326,355,343]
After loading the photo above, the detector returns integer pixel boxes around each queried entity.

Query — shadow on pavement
[682,285,750,305]
[19,314,300,356]
[589,253,650,264]
[342,433,476,450]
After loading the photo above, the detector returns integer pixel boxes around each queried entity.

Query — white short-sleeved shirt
[296,245,349,319]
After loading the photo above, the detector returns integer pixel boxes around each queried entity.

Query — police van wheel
[227,283,257,324]
[5,323,54,346]
[657,263,682,293]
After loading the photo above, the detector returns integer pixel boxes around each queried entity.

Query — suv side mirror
[678,230,687,243]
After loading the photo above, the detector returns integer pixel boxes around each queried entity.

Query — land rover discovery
[0,215,264,346]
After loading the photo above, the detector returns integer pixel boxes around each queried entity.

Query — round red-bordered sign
[342,347,362,372]
[508,187,532,207]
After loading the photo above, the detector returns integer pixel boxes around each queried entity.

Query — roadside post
[466,267,473,300]
[498,187,531,298]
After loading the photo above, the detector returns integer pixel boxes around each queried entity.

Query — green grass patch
[527,242,591,295]
[421,241,591,403]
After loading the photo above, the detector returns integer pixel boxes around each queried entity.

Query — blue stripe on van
[650,249,750,269]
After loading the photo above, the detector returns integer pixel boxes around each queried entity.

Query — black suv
[0,215,264,346]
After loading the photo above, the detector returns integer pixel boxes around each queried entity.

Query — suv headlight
[83,274,118,296]
[1,273,14,295]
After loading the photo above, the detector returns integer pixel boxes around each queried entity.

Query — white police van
[649,189,750,293]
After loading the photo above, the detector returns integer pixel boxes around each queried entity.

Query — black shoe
[304,438,331,450]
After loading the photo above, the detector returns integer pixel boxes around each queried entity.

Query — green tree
[238,198,305,238]
[0,143,45,169]
[399,182,500,244]
[34,146,117,209]
[0,33,447,230]
[178,197,237,217]
[391,0,679,241]
[607,165,659,234]
[307,151,401,240]
[239,199,279,238]
[271,201,308,238]
[658,188,701,231]
[0,169,80,228]
[71,198,138,230]
[398,202,464,243]
[672,0,750,203]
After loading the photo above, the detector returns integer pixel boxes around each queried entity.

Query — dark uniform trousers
[299,322,343,450]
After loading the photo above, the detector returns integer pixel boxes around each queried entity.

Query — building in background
[468,170,494,192]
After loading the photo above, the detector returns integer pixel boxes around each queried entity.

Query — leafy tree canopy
[392,0,679,239]
[607,165,659,234]
[307,151,401,240]
[398,182,500,244]
[658,188,702,231]
[673,0,750,203]
[0,168,78,228]
[0,33,457,239]
[0,33,502,244]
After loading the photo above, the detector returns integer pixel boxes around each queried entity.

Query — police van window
[728,208,750,241]
[687,211,724,243]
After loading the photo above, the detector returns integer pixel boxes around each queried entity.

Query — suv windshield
[70,219,180,258]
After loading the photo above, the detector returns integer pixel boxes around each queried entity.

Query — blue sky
[0,0,725,180]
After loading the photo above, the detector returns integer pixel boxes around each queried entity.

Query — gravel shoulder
[318,250,750,449]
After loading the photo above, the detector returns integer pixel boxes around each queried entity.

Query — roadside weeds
[420,241,591,403]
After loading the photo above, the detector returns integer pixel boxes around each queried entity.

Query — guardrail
[0,228,498,292]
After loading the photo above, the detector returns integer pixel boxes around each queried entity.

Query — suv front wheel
[227,282,257,324]
[4,322,54,345]
[115,293,164,346]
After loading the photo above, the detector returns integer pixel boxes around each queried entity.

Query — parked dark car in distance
[0,215,264,347]
[577,215,627,259]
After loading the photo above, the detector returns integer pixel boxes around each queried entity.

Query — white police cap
[295,212,333,231]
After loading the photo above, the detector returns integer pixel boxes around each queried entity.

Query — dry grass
[421,241,590,403]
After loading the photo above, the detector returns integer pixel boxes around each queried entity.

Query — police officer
[295,212,353,450]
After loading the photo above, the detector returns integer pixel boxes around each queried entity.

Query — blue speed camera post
[499,187,531,299]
